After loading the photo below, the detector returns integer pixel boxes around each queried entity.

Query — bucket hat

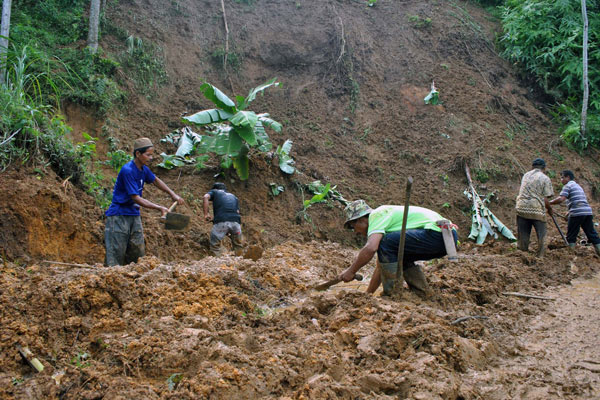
[344,200,372,229]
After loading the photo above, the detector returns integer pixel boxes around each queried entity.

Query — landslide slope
[2,1,599,265]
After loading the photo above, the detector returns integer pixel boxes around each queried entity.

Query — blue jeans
[377,229,457,269]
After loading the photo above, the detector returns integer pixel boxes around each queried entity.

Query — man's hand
[159,206,169,218]
[173,194,185,205]
[338,268,356,282]
[547,206,553,216]
[204,215,213,222]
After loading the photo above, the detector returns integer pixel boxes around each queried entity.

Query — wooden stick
[395,177,413,283]
[502,292,554,301]
[451,315,489,325]
[42,260,95,269]
[18,346,44,372]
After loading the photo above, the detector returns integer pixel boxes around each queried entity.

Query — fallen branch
[42,260,96,269]
[451,315,489,325]
[502,292,554,301]
[18,346,44,372]
[569,362,600,373]
[0,128,21,147]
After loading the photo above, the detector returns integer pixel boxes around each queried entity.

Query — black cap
[532,158,546,168]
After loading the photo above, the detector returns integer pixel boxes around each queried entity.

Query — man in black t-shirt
[203,183,243,256]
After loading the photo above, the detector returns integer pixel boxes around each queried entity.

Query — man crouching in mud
[338,200,458,296]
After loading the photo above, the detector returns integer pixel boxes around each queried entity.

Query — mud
[2,0,600,398]
[1,238,599,399]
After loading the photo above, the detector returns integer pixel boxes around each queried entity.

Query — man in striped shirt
[549,170,600,256]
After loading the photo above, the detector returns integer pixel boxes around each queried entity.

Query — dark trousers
[377,229,458,269]
[105,215,145,266]
[567,215,600,245]
[517,216,546,254]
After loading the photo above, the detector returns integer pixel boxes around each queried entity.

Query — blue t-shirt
[560,180,593,217]
[105,160,156,216]
[208,189,240,224]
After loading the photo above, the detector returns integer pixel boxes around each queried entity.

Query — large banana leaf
[175,129,202,157]
[254,121,272,152]
[200,83,237,114]
[257,113,282,133]
[238,78,279,110]
[214,130,243,157]
[183,109,233,125]
[232,145,250,180]
[230,110,258,145]
[158,153,191,169]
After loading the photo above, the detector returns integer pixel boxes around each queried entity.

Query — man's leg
[210,222,228,256]
[376,234,400,295]
[105,215,131,266]
[531,220,547,257]
[403,262,430,295]
[377,229,444,295]
[124,215,145,264]
[228,222,244,256]
[566,215,584,246]
[517,216,533,252]
[579,215,600,256]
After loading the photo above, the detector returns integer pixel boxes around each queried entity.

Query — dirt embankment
[1,237,599,399]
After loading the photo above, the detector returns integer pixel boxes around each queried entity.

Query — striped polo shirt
[560,180,593,217]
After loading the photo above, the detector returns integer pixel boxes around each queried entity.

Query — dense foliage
[0,47,111,207]
[0,1,167,207]
[500,0,600,149]
[9,0,166,114]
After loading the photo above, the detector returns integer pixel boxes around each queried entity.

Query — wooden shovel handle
[168,201,178,213]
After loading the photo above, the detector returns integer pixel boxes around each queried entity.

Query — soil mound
[2,240,599,398]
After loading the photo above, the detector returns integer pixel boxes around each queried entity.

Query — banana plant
[180,78,283,180]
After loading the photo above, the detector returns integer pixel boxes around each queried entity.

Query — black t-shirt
[208,189,241,224]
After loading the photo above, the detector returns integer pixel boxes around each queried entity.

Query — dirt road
[464,271,600,399]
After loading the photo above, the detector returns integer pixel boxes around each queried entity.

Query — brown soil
[1,0,600,398]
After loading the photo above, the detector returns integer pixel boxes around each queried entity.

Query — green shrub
[500,0,600,148]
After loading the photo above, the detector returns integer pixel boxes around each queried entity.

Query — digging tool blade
[314,274,363,291]
[161,202,190,230]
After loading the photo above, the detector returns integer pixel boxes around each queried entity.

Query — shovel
[314,274,363,291]
[160,201,190,230]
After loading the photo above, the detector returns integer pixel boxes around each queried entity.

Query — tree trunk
[581,0,589,139]
[0,0,12,84]
[87,0,101,54]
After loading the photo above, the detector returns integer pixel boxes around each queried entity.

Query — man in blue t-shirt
[549,170,600,256]
[104,137,184,266]
[203,183,243,256]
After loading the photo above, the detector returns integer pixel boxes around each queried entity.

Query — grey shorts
[210,221,243,249]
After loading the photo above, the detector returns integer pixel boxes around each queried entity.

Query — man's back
[516,169,553,220]
[208,189,240,224]
[560,180,593,217]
